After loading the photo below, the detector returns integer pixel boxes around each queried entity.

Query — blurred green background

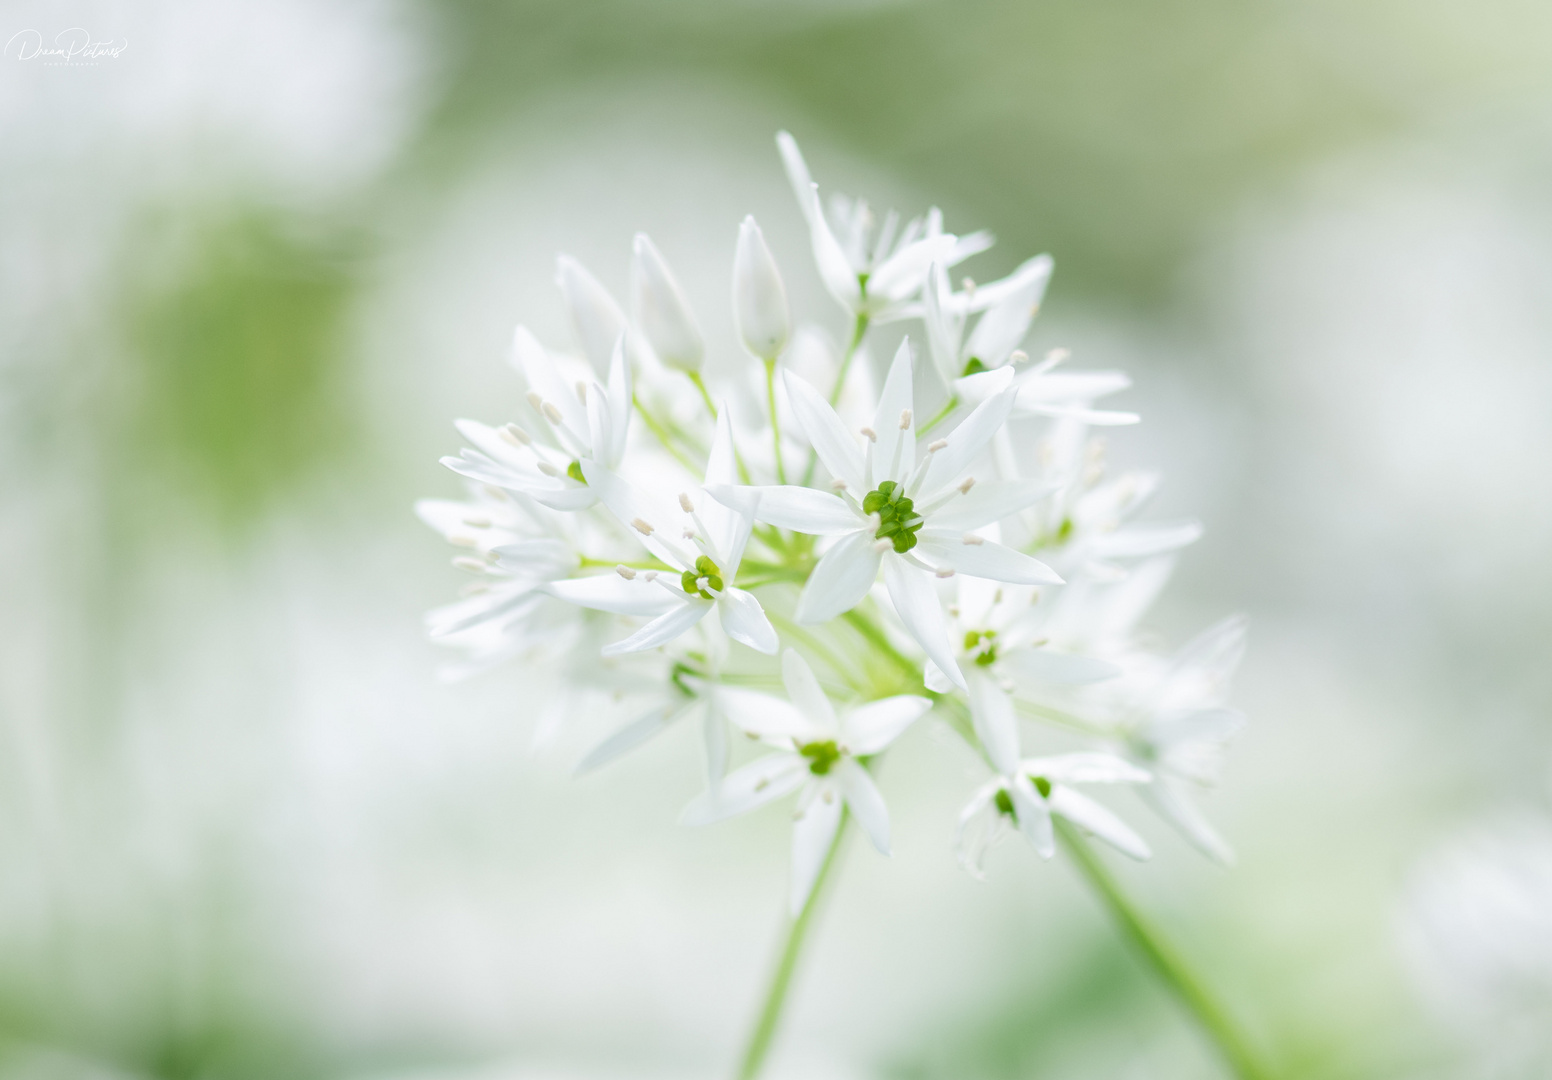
[4,0,1552,1077]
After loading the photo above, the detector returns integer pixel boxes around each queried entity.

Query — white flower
[632,233,705,373]
[441,331,632,511]
[709,339,1060,689]
[682,649,931,912]
[555,254,630,377]
[922,256,1053,387]
[777,131,992,322]
[733,215,791,361]
[544,406,778,657]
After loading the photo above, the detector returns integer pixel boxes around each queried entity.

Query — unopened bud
[733,215,791,361]
[632,234,704,372]
[556,254,628,377]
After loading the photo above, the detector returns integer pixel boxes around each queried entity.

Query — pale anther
[537,461,562,478]
[682,528,696,540]
[928,439,948,453]
[526,390,545,412]
[483,485,508,501]
[1009,349,1028,365]
[616,565,637,580]
[452,556,487,574]
[872,539,893,553]
[936,567,956,578]
[643,571,659,582]
[449,535,478,548]
[463,515,492,528]
[962,533,985,546]
[860,426,877,442]
[899,409,912,430]
[631,517,655,535]
[754,778,770,792]
[541,402,564,425]
[958,477,976,494]
[499,424,530,447]
[830,478,848,491]
[575,381,588,404]
[678,493,695,513]
[1046,347,1071,365]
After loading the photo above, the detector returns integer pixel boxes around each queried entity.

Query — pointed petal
[916,532,1062,585]
[1142,778,1234,865]
[836,761,890,855]
[790,782,844,913]
[1010,774,1055,858]
[923,661,955,694]
[718,588,778,655]
[775,133,860,311]
[794,530,880,624]
[1023,753,1151,785]
[921,388,1016,495]
[553,258,626,377]
[781,370,865,491]
[632,233,704,372]
[681,753,808,825]
[843,695,932,755]
[962,255,1052,364]
[883,555,964,690]
[606,335,633,466]
[700,407,752,565]
[574,706,679,775]
[601,600,711,656]
[781,648,839,733]
[734,215,791,361]
[716,685,827,744]
[706,484,857,535]
[967,671,1020,775]
[872,338,916,484]
[578,461,682,568]
[1050,786,1151,860]
[544,575,679,617]
[925,480,1054,532]
[1093,521,1205,559]
[703,699,729,786]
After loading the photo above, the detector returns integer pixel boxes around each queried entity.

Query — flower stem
[688,370,753,483]
[1055,819,1273,1080]
[633,393,702,473]
[735,809,849,1080]
[764,358,787,485]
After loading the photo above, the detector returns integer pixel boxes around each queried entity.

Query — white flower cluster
[418,133,1248,912]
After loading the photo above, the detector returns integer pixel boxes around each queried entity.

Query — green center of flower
[961,356,987,377]
[993,776,1052,820]
[566,460,586,484]
[680,555,724,600]
[964,628,998,666]
[799,739,842,775]
[861,480,924,553]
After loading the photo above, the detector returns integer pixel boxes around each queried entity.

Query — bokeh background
[4,1,1552,1077]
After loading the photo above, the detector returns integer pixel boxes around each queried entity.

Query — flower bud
[555,255,627,377]
[733,215,790,361]
[631,234,704,372]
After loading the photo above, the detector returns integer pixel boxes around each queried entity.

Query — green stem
[1056,819,1273,1080]
[841,608,919,688]
[764,358,787,485]
[688,370,753,484]
[918,393,960,436]
[633,394,702,473]
[735,809,849,1080]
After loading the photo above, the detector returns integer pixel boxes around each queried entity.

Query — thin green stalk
[841,608,920,688]
[688,370,752,483]
[764,358,787,485]
[918,393,960,436]
[735,809,849,1080]
[633,394,701,473]
[1056,819,1273,1080]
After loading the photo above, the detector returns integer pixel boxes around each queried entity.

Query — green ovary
[680,555,724,600]
[861,480,924,553]
[799,739,842,775]
[566,460,586,484]
[963,628,998,666]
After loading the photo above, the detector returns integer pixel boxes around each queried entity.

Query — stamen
[936,567,956,578]
[631,518,655,535]
[459,581,489,596]
[961,276,977,302]
[682,528,697,540]
[575,381,588,404]
[537,461,562,478]
[831,478,848,492]
[643,571,659,582]
[1046,347,1070,366]
[959,477,976,494]
[821,789,835,804]
[899,409,912,430]
[483,485,509,501]
[962,533,985,546]
[1009,349,1028,366]
[872,538,893,553]
[678,493,695,513]
[616,565,637,580]
[500,424,531,447]
[860,426,877,442]
[541,402,564,425]
[452,556,488,574]
[754,778,770,792]
[449,535,478,548]
[526,391,545,413]
[928,439,948,453]
[463,515,492,529]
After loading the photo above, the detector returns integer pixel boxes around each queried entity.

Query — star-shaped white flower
[543,406,778,658]
[442,331,632,511]
[777,132,992,323]
[709,339,1060,689]
[955,675,1152,877]
[683,649,931,912]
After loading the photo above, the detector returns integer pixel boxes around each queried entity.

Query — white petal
[1018,369,1131,403]
[601,600,711,656]
[882,555,964,690]
[869,234,957,300]
[963,254,1053,313]
[1141,779,1234,865]
[734,215,790,360]
[527,485,601,511]
[606,335,633,466]
[915,532,1062,585]
[790,780,844,913]
[925,480,1054,532]
[781,648,839,733]
[1171,614,1250,688]
[1022,752,1151,785]
[699,409,753,567]
[781,369,865,491]
[574,705,680,775]
[631,234,704,372]
[1050,786,1151,860]
[922,661,955,694]
[544,575,679,617]
[921,388,1016,495]
[716,685,827,744]
[681,753,808,825]
[871,338,916,483]
[703,698,729,785]
[776,133,861,311]
[706,484,857,535]
[1092,521,1204,559]
[836,761,890,855]
[794,530,881,624]
[967,671,1020,775]
[578,461,682,569]
[717,588,778,655]
[922,263,964,385]
[843,695,932,755]
[1010,774,1055,858]
[963,256,1052,364]
[554,257,627,377]
[1016,401,1140,426]
[1148,708,1246,750]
